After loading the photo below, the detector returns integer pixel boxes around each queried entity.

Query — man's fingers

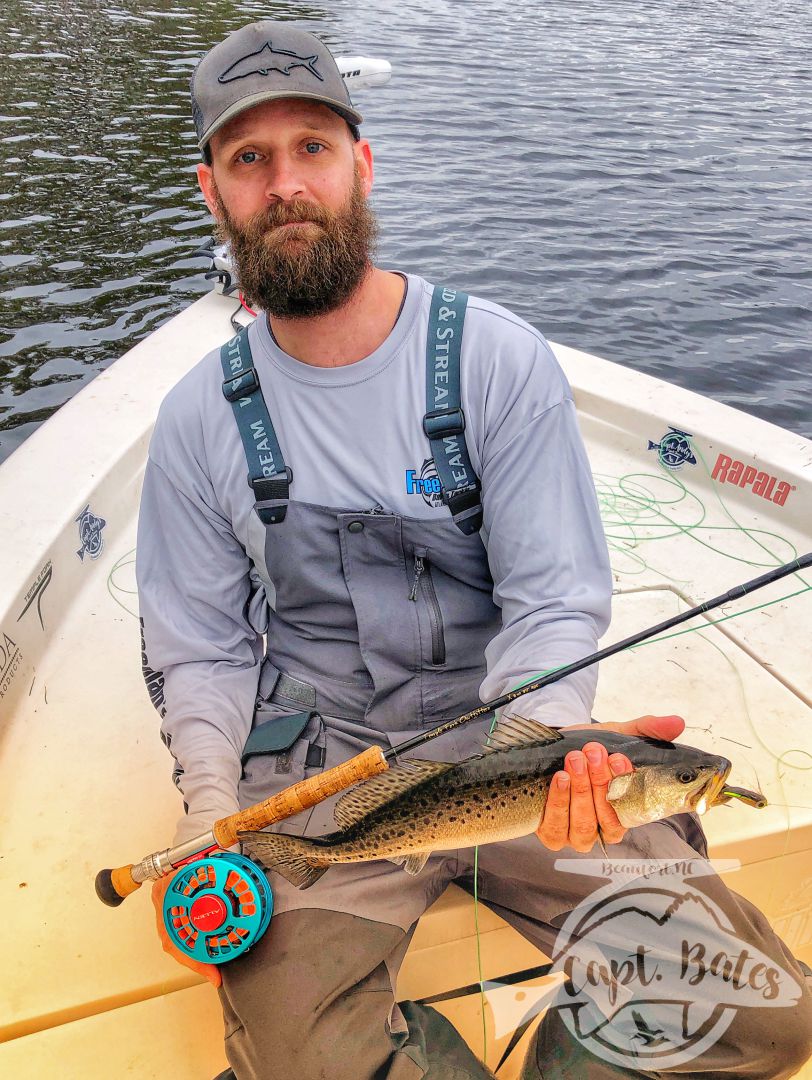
[583,743,627,846]
[203,963,223,988]
[565,750,599,853]
[151,876,222,988]
[572,714,685,742]
[536,771,571,850]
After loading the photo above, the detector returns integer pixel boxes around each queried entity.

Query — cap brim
[199,90,363,150]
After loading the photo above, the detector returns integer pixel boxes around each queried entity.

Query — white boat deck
[1,290,810,1077]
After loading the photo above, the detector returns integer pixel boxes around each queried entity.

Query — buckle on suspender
[250,466,293,501]
[422,408,466,440]
[222,366,260,402]
[445,483,483,535]
[250,467,293,525]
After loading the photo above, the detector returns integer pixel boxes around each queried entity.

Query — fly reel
[162,851,273,965]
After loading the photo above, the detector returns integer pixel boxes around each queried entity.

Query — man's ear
[197,162,219,217]
[354,139,374,196]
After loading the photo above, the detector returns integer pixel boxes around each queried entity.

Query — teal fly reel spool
[163,851,273,965]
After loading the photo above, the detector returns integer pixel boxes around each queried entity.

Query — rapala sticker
[0,631,22,700]
[647,429,697,470]
[76,505,107,561]
[711,454,794,507]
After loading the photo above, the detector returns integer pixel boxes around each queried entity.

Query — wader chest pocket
[409,549,446,666]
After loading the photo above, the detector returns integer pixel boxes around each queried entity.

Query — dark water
[0,0,810,464]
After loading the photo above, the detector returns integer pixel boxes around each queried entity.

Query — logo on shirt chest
[405,458,444,508]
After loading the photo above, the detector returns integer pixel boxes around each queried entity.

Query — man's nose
[263,156,306,202]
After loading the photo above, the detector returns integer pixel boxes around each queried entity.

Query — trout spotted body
[240,717,764,889]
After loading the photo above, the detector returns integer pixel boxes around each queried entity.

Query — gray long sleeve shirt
[137,273,612,844]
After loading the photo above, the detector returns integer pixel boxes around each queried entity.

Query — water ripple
[0,0,810,462]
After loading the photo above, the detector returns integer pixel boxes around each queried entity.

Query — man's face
[198,99,378,318]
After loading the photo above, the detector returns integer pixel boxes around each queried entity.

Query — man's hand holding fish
[535,712,684,853]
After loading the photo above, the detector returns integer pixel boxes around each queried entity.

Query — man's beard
[213,170,378,319]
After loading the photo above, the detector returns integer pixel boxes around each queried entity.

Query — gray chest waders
[173,287,503,962]
[220,283,500,735]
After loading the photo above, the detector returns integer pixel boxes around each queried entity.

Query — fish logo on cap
[219,41,325,85]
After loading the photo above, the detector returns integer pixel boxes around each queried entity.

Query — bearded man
[136,21,812,1080]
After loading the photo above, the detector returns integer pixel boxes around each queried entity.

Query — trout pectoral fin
[606,772,635,804]
[389,851,431,876]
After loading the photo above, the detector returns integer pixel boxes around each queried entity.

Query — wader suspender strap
[423,285,483,535]
[220,328,292,525]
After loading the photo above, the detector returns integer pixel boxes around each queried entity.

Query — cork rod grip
[213,744,388,848]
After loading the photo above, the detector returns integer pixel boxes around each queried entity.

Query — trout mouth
[692,764,732,816]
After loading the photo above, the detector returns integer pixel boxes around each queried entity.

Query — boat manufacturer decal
[711,454,794,507]
[647,428,697,470]
[76,505,107,561]
[218,42,324,85]
[405,459,444,509]
[0,631,22,700]
[17,560,52,631]
[140,618,166,718]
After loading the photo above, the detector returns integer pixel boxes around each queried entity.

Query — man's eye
[238,151,259,164]
[305,142,324,155]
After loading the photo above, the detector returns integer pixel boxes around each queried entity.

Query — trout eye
[678,768,698,784]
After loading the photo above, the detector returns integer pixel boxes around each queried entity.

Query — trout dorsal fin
[333,758,454,830]
[481,714,564,754]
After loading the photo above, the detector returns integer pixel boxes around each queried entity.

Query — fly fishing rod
[392,551,812,755]
[96,552,811,921]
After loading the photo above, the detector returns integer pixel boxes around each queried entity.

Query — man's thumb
[622,714,685,741]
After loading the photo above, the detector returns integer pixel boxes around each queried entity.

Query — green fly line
[106,547,139,618]
[468,435,810,1069]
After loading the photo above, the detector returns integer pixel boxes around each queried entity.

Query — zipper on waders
[408,549,446,665]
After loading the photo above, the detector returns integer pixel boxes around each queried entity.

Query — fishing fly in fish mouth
[239,715,765,889]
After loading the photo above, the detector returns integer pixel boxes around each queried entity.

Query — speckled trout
[239,716,765,889]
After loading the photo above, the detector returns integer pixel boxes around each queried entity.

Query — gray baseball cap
[191,22,363,152]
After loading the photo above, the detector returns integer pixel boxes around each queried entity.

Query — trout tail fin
[238,830,329,890]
